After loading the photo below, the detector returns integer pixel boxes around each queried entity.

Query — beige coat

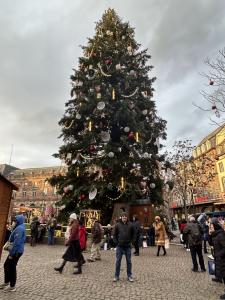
[154,221,166,246]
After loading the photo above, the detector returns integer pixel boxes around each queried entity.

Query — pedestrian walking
[132,215,141,256]
[113,212,136,282]
[46,214,57,245]
[203,219,209,254]
[0,214,26,292]
[183,216,206,272]
[208,218,225,298]
[87,217,103,262]
[30,216,40,246]
[79,218,87,265]
[54,213,83,274]
[147,223,155,246]
[154,216,167,256]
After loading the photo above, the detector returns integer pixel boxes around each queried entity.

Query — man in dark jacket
[113,212,136,282]
[183,216,206,272]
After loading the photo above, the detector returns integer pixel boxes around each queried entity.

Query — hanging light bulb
[76,167,80,177]
[135,132,139,142]
[120,177,125,189]
[112,89,115,100]
[88,121,92,131]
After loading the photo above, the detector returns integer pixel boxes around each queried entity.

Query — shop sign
[194,196,208,203]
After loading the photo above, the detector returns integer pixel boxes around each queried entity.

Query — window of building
[22,191,26,197]
[219,162,225,173]
[210,137,216,148]
[197,147,201,156]
[206,140,211,150]
[32,191,36,197]
[43,187,48,195]
[201,144,206,153]
[222,177,225,191]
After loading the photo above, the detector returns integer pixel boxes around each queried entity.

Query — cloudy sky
[0,0,224,169]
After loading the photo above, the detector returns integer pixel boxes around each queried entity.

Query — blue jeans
[115,245,132,278]
[48,228,55,245]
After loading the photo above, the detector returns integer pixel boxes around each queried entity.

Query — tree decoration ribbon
[64,119,74,129]
[97,62,112,77]
[80,153,106,160]
[121,87,139,98]
[106,192,124,201]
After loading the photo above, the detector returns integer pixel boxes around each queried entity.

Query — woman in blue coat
[0,214,26,292]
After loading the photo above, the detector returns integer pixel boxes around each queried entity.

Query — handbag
[3,241,13,252]
[165,239,170,249]
[208,259,215,275]
[143,241,148,248]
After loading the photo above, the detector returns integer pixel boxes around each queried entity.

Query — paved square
[0,244,224,300]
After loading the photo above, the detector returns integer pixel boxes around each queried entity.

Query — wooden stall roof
[0,174,18,191]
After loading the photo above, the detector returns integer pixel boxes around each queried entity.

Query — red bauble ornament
[128,132,135,140]
[89,144,96,152]
[209,79,214,85]
[105,57,112,65]
[79,194,86,200]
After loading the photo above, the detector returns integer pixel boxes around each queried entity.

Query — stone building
[0,164,66,211]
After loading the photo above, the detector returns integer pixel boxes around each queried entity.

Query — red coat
[79,225,87,250]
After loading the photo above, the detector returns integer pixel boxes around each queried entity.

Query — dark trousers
[203,240,208,253]
[134,238,139,254]
[4,253,22,287]
[157,245,166,255]
[190,244,205,270]
[48,228,55,245]
[115,246,132,278]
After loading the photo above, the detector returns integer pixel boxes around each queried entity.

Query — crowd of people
[3,211,225,298]
[179,213,225,300]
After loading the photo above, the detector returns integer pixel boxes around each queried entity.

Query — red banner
[194,196,208,203]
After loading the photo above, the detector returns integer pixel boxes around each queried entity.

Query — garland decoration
[106,192,124,201]
[80,153,106,160]
[64,119,74,129]
[121,87,139,98]
[97,62,112,77]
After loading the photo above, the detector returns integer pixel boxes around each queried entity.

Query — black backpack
[191,224,202,245]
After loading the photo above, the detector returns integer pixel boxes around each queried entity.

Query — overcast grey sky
[0,0,224,168]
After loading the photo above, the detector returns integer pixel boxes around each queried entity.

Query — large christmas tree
[50,9,167,222]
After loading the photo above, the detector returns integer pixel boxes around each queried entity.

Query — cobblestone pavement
[0,244,224,300]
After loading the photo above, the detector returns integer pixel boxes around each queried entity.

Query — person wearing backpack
[183,216,206,272]
[87,217,103,262]
[30,216,40,246]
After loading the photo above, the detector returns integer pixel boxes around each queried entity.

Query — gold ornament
[135,132,139,142]
[112,89,115,100]
[88,121,92,131]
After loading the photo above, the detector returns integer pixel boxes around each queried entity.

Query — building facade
[170,124,225,219]
[0,164,66,212]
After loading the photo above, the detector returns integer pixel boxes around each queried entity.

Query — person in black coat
[132,215,141,256]
[208,218,225,299]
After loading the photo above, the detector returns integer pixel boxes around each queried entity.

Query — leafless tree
[167,140,217,219]
[195,48,225,125]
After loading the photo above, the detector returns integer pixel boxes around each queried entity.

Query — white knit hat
[69,213,77,220]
